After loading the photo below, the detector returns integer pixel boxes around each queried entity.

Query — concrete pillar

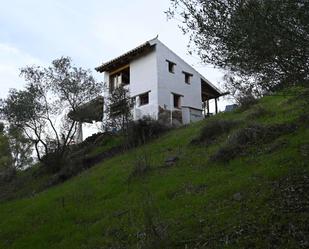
[76,122,83,143]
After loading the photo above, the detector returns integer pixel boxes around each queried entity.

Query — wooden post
[207,100,210,116]
[203,101,206,117]
[215,98,218,114]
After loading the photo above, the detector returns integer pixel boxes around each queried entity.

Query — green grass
[86,134,124,157]
[0,88,308,248]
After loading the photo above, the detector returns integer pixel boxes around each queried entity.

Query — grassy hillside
[0,88,308,249]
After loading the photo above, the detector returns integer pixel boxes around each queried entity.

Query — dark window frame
[166,60,176,74]
[109,66,130,93]
[183,71,193,84]
[173,94,181,109]
[139,92,149,106]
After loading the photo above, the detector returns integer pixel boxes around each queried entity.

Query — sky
[0,0,230,135]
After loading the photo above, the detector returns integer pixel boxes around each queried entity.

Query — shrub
[211,123,297,162]
[192,119,240,145]
[0,167,16,184]
[246,105,270,120]
[126,117,169,147]
[41,150,68,173]
[238,94,258,110]
[128,154,152,182]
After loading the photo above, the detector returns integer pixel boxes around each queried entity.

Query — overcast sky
[0,0,228,95]
[0,0,232,137]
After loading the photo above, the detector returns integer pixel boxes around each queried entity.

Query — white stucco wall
[182,107,191,125]
[102,39,214,124]
[103,48,158,120]
[155,40,203,112]
[130,49,158,119]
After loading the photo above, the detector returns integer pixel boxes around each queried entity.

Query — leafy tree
[7,125,33,169]
[167,0,309,92]
[0,123,4,133]
[103,85,132,132]
[0,124,12,172]
[1,87,48,161]
[1,57,103,168]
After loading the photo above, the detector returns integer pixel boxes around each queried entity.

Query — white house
[95,37,225,126]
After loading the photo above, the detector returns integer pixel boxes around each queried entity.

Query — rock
[165,156,179,166]
[233,192,243,201]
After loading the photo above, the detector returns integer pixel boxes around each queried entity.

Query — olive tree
[0,124,12,171]
[1,57,103,168]
[167,0,309,93]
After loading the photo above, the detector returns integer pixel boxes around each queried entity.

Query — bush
[246,105,270,120]
[0,167,16,183]
[128,154,152,182]
[192,119,240,145]
[41,150,68,173]
[126,117,169,147]
[211,123,297,162]
[238,94,258,109]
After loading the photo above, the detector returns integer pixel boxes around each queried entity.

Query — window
[173,94,181,109]
[183,71,193,84]
[109,66,130,92]
[121,67,130,85]
[166,60,176,73]
[139,92,149,106]
[109,73,121,92]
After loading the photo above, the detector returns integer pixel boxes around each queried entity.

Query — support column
[215,98,218,114]
[202,101,206,117]
[207,100,210,116]
[76,122,83,143]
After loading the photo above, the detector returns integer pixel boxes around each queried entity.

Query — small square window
[167,60,176,73]
[183,71,193,84]
[139,92,149,106]
[173,94,181,109]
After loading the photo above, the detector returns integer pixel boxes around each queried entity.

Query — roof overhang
[201,78,228,101]
[95,39,157,73]
[95,37,228,101]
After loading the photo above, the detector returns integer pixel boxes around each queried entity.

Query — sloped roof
[95,37,227,98]
[95,37,157,73]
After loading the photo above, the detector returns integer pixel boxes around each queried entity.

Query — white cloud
[0,43,43,98]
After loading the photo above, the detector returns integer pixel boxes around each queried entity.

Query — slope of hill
[0,88,308,249]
